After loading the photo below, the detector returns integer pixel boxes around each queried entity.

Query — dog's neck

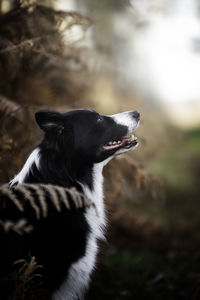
[10,147,109,199]
[10,147,108,226]
[81,161,105,224]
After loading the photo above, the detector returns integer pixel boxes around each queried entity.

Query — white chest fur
[53,162,107,300]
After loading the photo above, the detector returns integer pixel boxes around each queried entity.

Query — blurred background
[0,0,200,299]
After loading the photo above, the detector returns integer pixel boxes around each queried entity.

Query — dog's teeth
[131,134,135,141]
[107,140,122,146]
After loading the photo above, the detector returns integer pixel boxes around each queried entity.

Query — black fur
[25,109,128,189]
[0,109,139,299]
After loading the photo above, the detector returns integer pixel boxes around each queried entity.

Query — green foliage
[185,128,200,152]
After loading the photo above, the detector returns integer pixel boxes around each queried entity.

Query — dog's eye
[97,115,103,122]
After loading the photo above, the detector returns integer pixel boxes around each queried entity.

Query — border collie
[10,109,140,300]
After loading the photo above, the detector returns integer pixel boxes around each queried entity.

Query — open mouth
[103,134,138,151]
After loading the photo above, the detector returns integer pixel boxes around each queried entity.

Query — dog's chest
[53,163,106,300]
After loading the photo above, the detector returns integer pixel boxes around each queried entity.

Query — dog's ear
[35,110,64,132]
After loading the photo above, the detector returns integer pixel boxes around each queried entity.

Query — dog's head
[35,109,140,164]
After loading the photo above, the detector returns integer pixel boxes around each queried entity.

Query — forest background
[0,0,200,299]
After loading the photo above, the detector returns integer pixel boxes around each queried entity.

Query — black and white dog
[10,109,140,300]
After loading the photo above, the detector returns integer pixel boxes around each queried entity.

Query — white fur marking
[10,148,40,186]
[111,111,139,133]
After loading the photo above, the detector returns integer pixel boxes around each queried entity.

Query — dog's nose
[132,110,140,120]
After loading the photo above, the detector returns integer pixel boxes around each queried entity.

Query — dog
[9,108,140,300]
